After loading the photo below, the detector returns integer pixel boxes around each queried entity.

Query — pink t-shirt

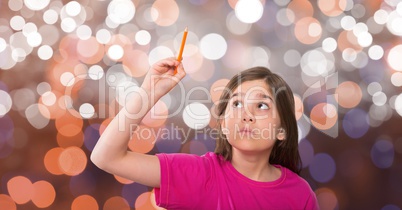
[154,152,319,210]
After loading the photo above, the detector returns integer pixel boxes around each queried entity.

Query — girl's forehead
[233,80,271,94]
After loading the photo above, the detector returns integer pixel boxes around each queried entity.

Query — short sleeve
[154,153,212,209]
[304,190,320,210]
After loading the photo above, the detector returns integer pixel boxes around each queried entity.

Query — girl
[91,58,319,209]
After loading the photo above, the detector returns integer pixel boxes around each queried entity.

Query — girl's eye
[233,100,243,108]
[258,103,269,110]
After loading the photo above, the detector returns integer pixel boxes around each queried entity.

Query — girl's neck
[230,149,281,182]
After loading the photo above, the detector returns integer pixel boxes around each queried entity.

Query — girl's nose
[242,108,255,123]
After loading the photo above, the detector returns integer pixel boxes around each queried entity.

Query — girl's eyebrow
[230,92,273,101]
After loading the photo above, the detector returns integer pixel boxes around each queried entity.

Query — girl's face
[221,79,285,154]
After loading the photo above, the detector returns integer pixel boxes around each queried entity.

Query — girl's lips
[239,128,254,134]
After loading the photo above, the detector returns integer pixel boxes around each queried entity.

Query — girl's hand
[141,57,186,100]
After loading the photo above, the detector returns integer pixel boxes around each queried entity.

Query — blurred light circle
[79,103,95,119]
[96,29,112,44]
[352,51,369,70]
[335,81,362,108]
[183,102,211,129]
[351,4,366,18]
[316,188,339,210]
[235,0,263,24]
[27,32,42,47]
[8,0,23,11]
[148,46,174,65]
[41,91,56,106]
[76,25,92,40]
[71,195,99,210]
[107,0,135,24]
[11,88,35,111]
[39,25,60,46]
[322,37,337,52]
[391,72,402,87]
[0,38,6,53]
[352,22,369,37]
[151,0,179,26]
[398,2,402,14]
[309,153,336,183]
[299,139,314,168]
[44,147,64,175]
[369,103,392,123]
[122,49,150,77]
[368,45,384,60]
[103,196,130,210]
[374,9,388,24]
[7,176,33,204]
[31,180,56,208]
[37,82,51,95]
[58,146,87,176]
[395,94,402,116]
[343,108,369,139]
[276,8,293,26]
[77,37,104,64]
[341,15,356,30]
[284,49,301,67]
[382,204,401,210]
[387,44,402,71]
[10,16,25,31]
[24,0,50,11]
[243,46,270,68]
[60,72,75,87]
[294,17,322,44]
[106,64,131,88]
[226,11,252,35]
[135,30,151,45]
[0,90,12,117]
[107,44,124,60]
[310,103,338,130]
[357,31,373,47]
[372,92,387,106]
[386,11,402,36]
[65,1,81,16]
[200,33,227,60]
[342,48,357,62]
[300,49,334,77]
[25,104,50,129]
[367,82,382,96]
[371,140,394,169]
[88,65,104,80]
[11,48,27,62]
[61,17,77,33]
[37,45,53,60]
[0,194,16,210]
[43,9,59,24]
[318,0,347,17]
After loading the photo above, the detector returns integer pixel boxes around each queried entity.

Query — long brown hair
[214,67,302,174]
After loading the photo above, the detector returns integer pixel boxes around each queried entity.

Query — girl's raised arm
[90,58,186,188]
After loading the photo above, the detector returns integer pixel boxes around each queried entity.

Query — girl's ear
[276,128,286,141]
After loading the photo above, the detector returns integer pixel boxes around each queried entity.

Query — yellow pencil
[174,27,188,74]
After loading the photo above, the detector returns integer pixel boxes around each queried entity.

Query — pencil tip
[185,26,188,31]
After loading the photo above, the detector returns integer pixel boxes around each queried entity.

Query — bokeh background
[1,0,402,209]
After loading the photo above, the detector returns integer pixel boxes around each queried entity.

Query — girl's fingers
[174,62,186,80]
